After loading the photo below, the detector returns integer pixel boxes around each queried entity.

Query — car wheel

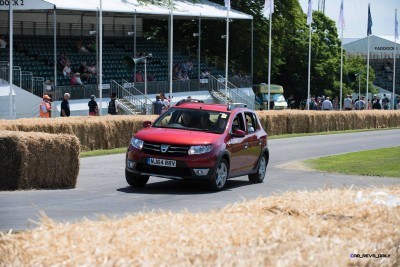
[209,158,228,191]
[125,170,149,188]
[248,154,267,183]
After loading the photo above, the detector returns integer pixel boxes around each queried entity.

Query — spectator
[39,95,52,118]
[396,96,400,110]
[355,96,366,110]
[88,95,99,116]
[70,73,84,86]
[63,61,73,78]
[136,70,144,82]
[200,112,213,130]
[152,95,163,115]
[44,80,54,91]
[87,63,97,76]
[60,93,71,117]
[173,67,182,80]
[372,97,382,110]
[322,96,333,110]
[343,95,352,110]
[0,36,7,48]
[147,72,155,82]
[76,39,89,53]
[108,92,119,115]
[160,93,170,109]
[58,52,68,69]
[381,94,390,110]
[333,96,339,110]
[87,41,96,52]
[79,62,91,82]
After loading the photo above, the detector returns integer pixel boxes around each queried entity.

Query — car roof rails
[227,102,247,111]
[175,98,205,106]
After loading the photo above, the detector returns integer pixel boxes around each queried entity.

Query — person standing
[39,95,52,118]
[160,93,170,109]
[343,95,352,111]
[355,96,366,110]
[108,92,119,115]
[152,95,163,115]
[322,97,333,110]
[88,95,99,116]
[60,93,71,117]
[372,97,382,110]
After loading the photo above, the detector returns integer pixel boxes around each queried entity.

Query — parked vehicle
[125,99,269,191]
[253,83,288,110]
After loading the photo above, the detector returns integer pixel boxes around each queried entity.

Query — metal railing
[111,80,153,115]
[209,75,255,110]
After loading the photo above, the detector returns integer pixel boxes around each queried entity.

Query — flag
[307,0,313,25]
[367,4,373,36]
[395,9,399,40]
[338,0,345,29]
[224,0,230,10]
[263,0,274,19]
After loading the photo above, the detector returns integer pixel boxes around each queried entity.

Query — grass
[268,127,400,139]
[305,146,400,177]
[80,147,127,158]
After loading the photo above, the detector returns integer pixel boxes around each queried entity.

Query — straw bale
[1,187,399,266]
[0,111,399,151]
[0,131,80,190]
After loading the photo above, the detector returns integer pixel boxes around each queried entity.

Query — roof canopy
[0,0,252,20]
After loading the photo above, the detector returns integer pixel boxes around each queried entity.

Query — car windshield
[261,93,285,102]
[152,108,230,134]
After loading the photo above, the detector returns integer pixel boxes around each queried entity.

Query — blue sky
[298,0,399,38]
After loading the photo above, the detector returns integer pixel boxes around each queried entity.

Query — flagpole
[340,26,343,111]
[393,9,397,110]
[225,7,229,104]
[9,2,13,119]
[267,11,272,111]
[99,0,103,115]
[339,0,344,111]
[169,0,173,103]
[366,3,371,109]
[307,22,312,110]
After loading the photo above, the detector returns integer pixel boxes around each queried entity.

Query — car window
[245,112,258,133]
[153,108,229,133]
[231,113,245,133]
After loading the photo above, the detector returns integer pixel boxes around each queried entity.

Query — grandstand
[0,0,254,118]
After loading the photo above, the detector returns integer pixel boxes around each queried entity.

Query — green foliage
[141,0,376,101]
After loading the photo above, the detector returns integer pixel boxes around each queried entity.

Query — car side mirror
[142,121,152,128]
[232,129,245,138]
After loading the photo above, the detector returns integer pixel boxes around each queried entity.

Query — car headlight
[131,138,144,150]
[188,145,213,155]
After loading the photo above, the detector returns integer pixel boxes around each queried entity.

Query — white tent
[0,0,252,20]
[344,35,400,58]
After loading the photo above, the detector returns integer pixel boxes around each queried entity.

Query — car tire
[248,154,267,183]
[125,170,149,188]
[209,158,229,191]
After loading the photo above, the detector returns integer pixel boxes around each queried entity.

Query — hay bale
[0,131,80,190]
[0,187,399,266]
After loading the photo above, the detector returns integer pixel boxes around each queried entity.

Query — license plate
[147,158,176,168]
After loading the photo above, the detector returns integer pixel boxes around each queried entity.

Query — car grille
[142,142,189,157]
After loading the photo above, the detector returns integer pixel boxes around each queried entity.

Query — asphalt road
[1,129,399,231]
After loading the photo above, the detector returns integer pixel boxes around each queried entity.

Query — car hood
[134,127,222,145]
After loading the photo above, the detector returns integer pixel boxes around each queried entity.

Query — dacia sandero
[125,99,269,190]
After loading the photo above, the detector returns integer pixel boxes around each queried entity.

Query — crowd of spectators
[58,50,97,86]
[173,60,193,81]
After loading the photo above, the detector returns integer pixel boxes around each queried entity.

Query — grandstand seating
[9,35,223,87]
[370,58,400,94]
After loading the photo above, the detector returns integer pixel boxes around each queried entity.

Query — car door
[226,112,248,175]
[244,112,262,171]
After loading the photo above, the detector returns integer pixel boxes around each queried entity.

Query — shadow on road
[117,179,251,195]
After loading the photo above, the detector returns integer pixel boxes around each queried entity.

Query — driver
[181,111,193,127]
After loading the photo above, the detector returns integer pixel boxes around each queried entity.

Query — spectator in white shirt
[322,97,333,110]
[0,36,7,49]
[63,61,72,78]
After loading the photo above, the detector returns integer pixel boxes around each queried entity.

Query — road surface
[1,129,399,231]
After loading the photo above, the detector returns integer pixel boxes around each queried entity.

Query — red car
[125,99,269,190]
